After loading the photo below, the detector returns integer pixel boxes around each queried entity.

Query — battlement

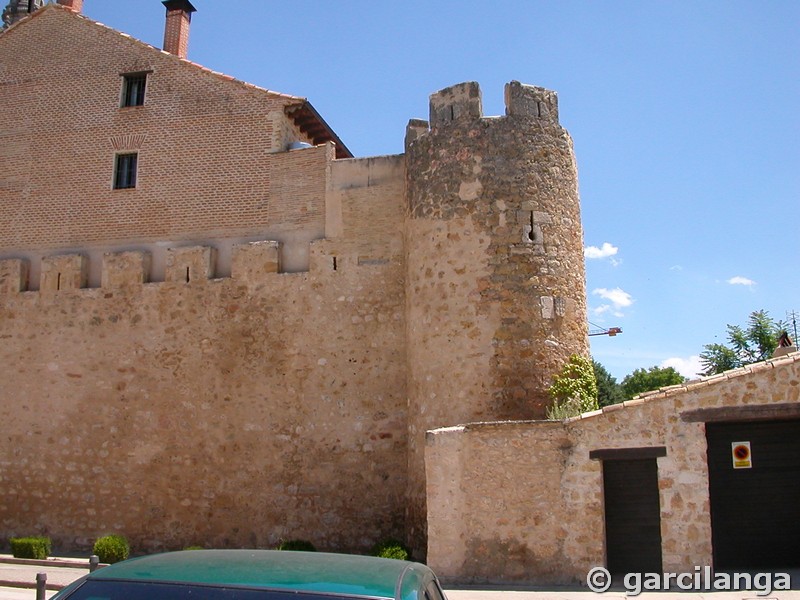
[407,80,560,145]
[504,80,558,121]
[429,81,483,127]
[40,253,88,293]
[0,241,283,295]
[0,235,402,296]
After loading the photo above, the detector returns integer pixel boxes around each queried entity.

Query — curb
[0,557,92,569]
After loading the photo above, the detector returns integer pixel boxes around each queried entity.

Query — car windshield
[59,580,380,600]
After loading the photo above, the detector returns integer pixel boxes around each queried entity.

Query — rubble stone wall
[1,6,597,561]
[404,81,588,555]
[426,354,800,584]
[0,239,408,554]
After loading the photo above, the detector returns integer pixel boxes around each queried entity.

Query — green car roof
[84,550,437,600]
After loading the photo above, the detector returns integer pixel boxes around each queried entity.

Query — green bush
[183,545,205,551]
[9,536,51,560]
[370,539,410,561]
[92,535,130,564]
[547,354,598,419]
[277,539,316,552]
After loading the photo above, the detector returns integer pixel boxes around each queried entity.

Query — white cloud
[660,356,703,379]
[584,242,619,260]
[592,287,633,308]
[669,265,683,272]
[591,287,633,318]
[727,276,756,286]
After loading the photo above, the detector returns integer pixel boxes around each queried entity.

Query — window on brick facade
[121,73,147,107]
[114,153,138,189]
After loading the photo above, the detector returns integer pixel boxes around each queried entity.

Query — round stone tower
[404,81,589,552]
[2,0,45,28]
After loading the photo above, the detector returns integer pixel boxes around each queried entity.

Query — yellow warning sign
[732,441,752,469]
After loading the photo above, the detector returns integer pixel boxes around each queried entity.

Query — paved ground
[4,585,800,599]
[0,589,56,600]
[1,556,799,599]
[447,589,800,600]
[0,555,90,599]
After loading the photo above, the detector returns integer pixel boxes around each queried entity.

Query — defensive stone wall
[0,39,409,547]
[1,3,595,559]
[0,237,409,553]
[426,353,800,584]
[404,80,588,555]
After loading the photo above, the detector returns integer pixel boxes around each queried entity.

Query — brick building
[2,1,799,586]
[0,0,588,561]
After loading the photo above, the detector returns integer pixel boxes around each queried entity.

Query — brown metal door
[603,458,663,575]
[706,419,800,570]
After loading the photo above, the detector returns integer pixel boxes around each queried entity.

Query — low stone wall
[426,352,800,584]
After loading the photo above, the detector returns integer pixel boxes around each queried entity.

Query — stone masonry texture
[0,5,591,563]
[426,354,800,584]
[404,81,588,552]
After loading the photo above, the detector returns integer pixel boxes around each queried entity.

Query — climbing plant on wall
[547,354,598,419]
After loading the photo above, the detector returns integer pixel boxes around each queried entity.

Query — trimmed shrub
[277,539,316,552]
[370,539,410,561]
[183,545,205,551]
[92,535,130,564]
[9,536,51,560]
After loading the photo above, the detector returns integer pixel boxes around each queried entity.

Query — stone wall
[1,2,599,562]
[0,237,408,553]
[0,12,411,545]
[426,353,800,584]
[405,81,588,556]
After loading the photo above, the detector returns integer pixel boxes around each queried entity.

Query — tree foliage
[547,354,598,419]
[620,366,685,400]
[699,310,787,376]
[593,360,625,407]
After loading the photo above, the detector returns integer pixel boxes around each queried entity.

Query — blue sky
[81,1,799,381]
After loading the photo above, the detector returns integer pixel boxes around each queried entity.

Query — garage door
[603,458,663,575]
[706,419,800,571]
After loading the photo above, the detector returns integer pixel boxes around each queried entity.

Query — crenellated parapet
[0,240,288,296]
[0,258,29,294]
[231,241,281,286]
[406,80,560,151]
[428,81,483,128]
[504,79,558,121]
[41,253,88,294]
[165,245,218,283]
[0,258,30,294]
[0,234,397,297]
[102,251,151,289]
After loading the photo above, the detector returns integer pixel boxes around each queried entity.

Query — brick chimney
[56,0,82,12]
[162,0,196,59]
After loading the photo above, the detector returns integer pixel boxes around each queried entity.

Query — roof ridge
[571,350,800,422]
